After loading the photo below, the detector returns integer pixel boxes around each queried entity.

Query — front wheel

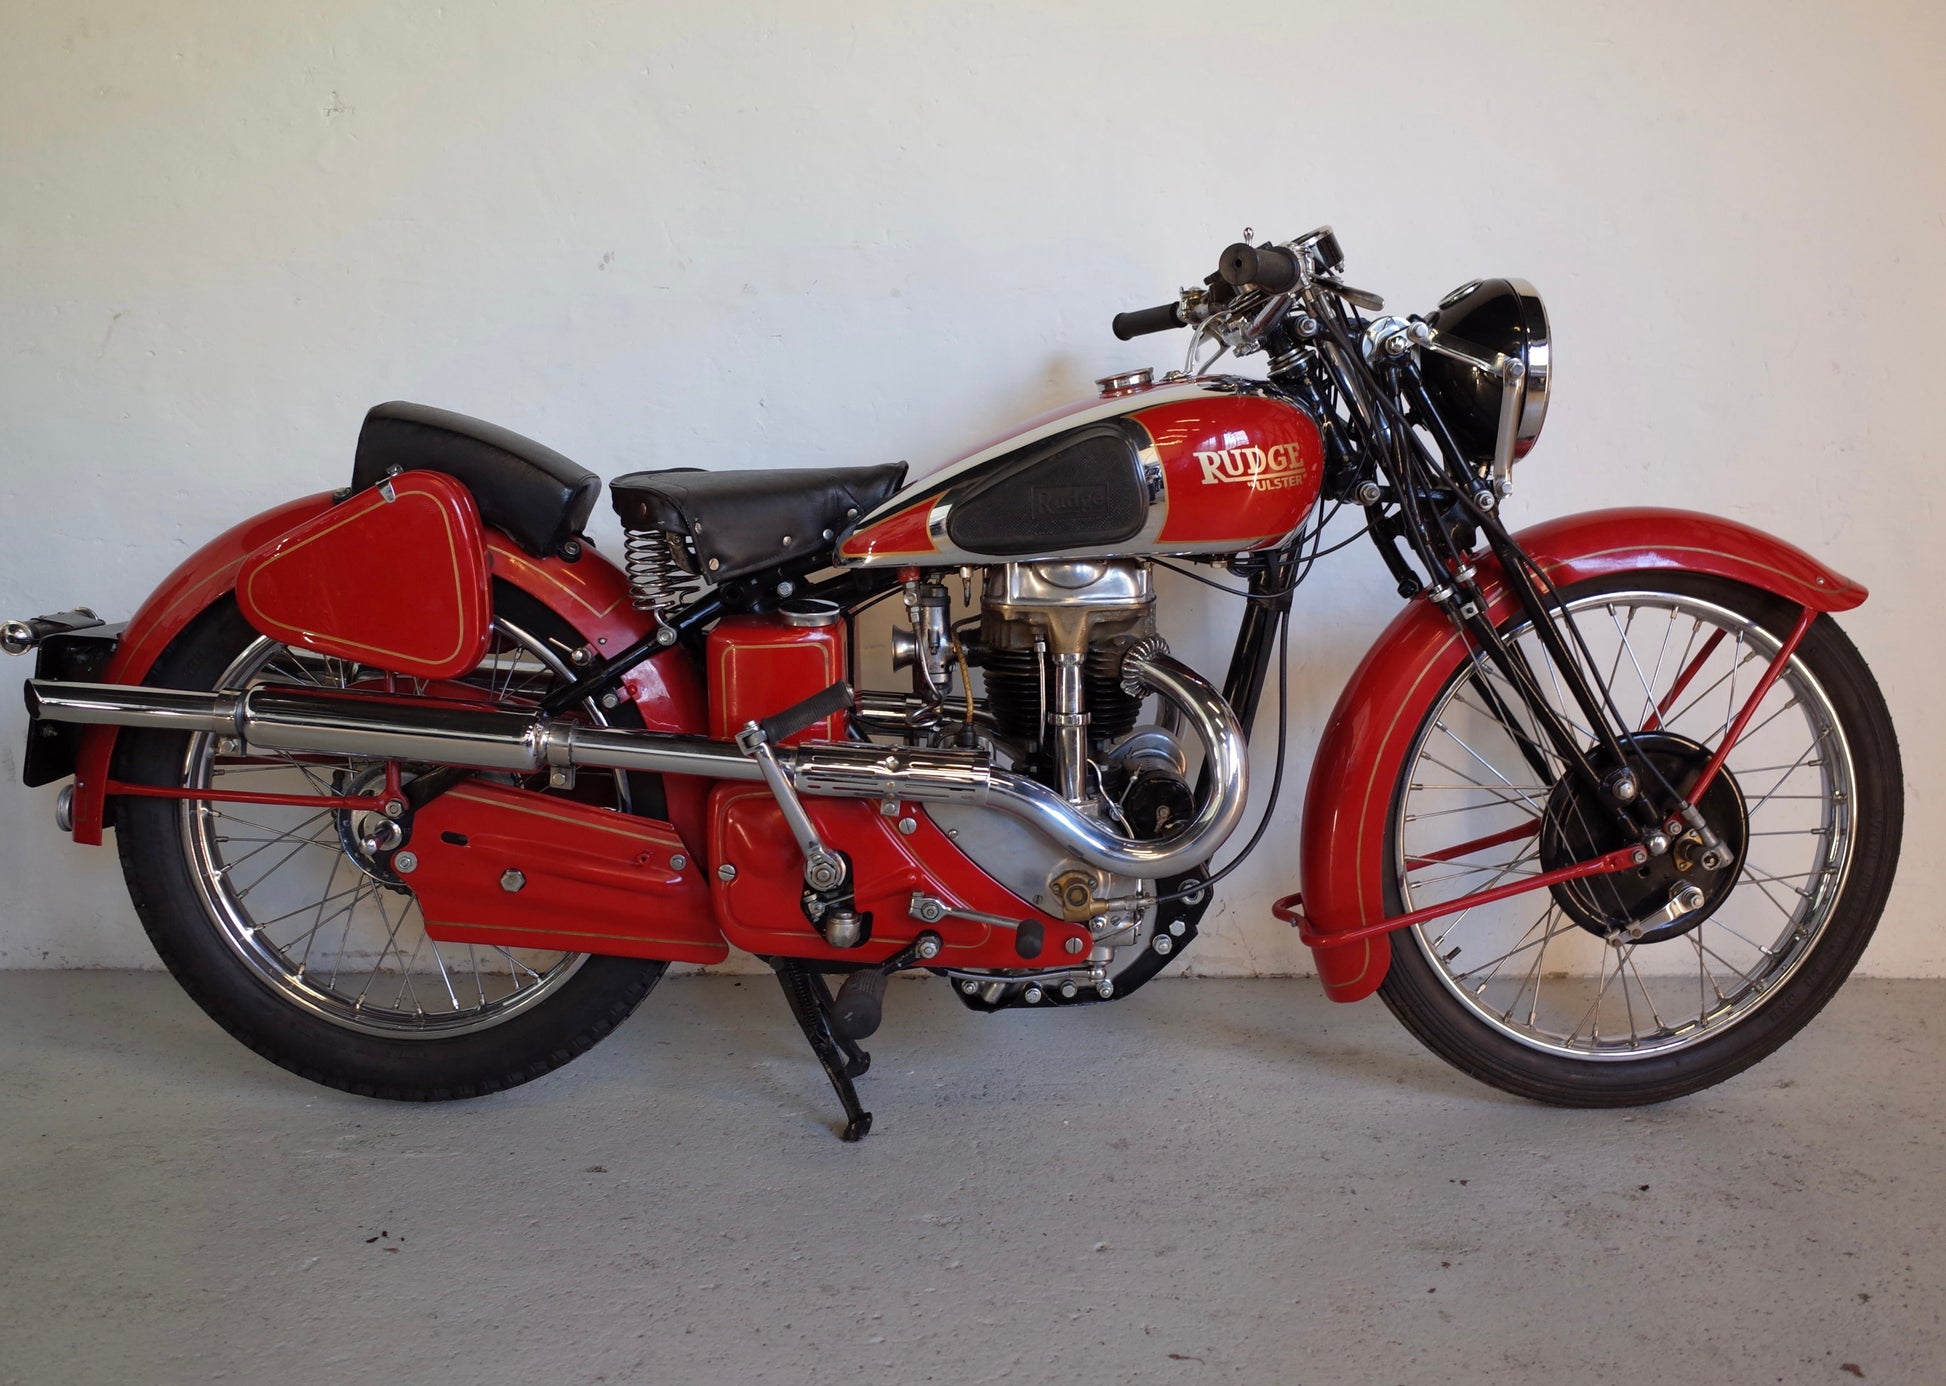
[114,587,668,1100]
[1376,573,1902,1106]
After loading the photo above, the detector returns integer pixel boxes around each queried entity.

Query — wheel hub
[1538,731,1747,943]
[332,765,411,888]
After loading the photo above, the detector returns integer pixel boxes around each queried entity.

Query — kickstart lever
[734,680,856,896]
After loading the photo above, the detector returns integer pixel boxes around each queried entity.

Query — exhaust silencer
[27,652,1245,879]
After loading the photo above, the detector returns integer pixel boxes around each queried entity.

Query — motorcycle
[5,227,1902,1139]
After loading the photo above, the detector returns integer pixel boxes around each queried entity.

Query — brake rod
[1273,844,1648,950]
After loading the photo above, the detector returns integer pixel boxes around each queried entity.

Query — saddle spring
[622,527,705,614]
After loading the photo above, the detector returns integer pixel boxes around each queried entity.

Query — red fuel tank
[836,377,1323,568]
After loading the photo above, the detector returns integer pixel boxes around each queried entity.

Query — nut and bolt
[914,933,942,960]
[1153,935,1173,956]
[1064,936,1086,956]
[1096,979,1115,999]
[1023,986,1043,1005]
[668,854,686,871]
[1059,981,1078,1000]
[717,863,738,882]
[961,980,979,995]
[383,798,408,819]
[1168,920,1187,938]
[361,821,403,854]
[896,816,917,836]
[393,851,418,875]
[500,869,526,893]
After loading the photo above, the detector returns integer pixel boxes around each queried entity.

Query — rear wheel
[1376,573,1902,1105]
[114,586,667,1099]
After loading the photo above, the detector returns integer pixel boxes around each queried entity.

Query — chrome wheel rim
[179,619,612,1037]
[1393,590,1855,1060]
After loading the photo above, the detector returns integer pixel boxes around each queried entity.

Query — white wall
[1,0,1940,974]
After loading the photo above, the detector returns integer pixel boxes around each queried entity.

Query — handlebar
[1217,242,1301,293]
[1112,240,1309,340]
[1111,302,1184,341]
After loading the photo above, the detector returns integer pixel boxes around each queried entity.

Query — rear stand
[772,961,874,1142]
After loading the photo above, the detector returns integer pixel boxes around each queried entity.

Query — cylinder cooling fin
[981,644,1145,747]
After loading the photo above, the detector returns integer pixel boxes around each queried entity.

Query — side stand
[772,961,874,1142]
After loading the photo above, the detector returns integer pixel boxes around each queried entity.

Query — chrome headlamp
[1420,277,1551,468]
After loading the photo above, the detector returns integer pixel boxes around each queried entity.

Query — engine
[979,560,1153,757]
[885,559,1203,1005]
[889,559,1192,827]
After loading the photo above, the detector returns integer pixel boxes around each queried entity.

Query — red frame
[1295,507,1864,1002]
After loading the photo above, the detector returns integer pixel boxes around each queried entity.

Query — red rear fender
[1297,508,1865,1002]
[64,499,707,847]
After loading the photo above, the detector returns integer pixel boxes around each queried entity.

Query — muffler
[25,653,1245,879]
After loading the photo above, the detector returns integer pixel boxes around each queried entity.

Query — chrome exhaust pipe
[24,679,759,780]
[984,653,1247,879]
[27,654,1246,880]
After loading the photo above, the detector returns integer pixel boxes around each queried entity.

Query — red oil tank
[707,599,848,744]
[836,377,1324,568]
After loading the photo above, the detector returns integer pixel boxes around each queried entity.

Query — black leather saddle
[351,402,601,558]
[610,463,908,584]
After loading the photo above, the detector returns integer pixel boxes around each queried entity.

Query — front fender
[1297,507,1865,1002]
[65,499,708,849]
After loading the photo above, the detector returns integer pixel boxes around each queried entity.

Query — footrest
[831,969,888,1042]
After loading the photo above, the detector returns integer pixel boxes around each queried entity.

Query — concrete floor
[1,974,1941,1386]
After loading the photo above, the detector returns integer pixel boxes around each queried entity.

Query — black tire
[114,588,667,1101]
[1376,573,1902,1106]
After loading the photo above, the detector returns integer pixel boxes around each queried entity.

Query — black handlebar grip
[1218,242,1300,293]
[1111,302,1184,340]
[758,679,854,745]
